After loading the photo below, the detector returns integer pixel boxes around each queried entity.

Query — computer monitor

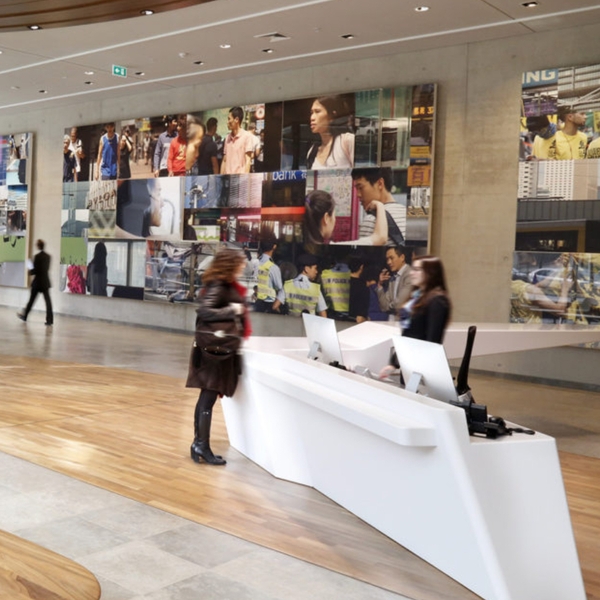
[302,313,345,366]
[392,335,458,404]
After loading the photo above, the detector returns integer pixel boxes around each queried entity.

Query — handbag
[194,317,242,360]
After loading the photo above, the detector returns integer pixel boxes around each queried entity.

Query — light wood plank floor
[0,352,599,600]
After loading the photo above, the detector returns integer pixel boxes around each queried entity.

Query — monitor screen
[393,335,458,403]
[302,313,344,366]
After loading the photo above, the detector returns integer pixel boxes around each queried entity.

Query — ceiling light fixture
[415,6,429,12]
[521,1,538,6]
[135,71,145,76]
[341,34,354,40]
[39,89,47,94]
[262,48,274,53]
[28,25,41,30]
[11,86,19,90]
[140,9,154,15]
[193,60,204,65]
[84,70,94,75]
[220,44,232,49]
[84,81,93,85]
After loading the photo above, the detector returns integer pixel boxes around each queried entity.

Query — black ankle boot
[190,409,226,465]
[190,441,226,465]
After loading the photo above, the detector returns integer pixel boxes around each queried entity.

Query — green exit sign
[112,65,127,78]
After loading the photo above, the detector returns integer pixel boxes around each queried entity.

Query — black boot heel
[190,446,201,463]
[190,442,226,465]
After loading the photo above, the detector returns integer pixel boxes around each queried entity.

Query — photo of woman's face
[310,101,331,135]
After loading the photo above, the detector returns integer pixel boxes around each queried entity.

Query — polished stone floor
[0,305,409,600]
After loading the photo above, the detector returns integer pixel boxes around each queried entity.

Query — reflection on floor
[1,306,600,600]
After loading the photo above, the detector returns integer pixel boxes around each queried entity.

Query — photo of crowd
[58,85,436,319]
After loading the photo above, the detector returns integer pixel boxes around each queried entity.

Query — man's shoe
[17,312,26,322]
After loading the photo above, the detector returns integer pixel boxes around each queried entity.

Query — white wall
[1,20,600,383]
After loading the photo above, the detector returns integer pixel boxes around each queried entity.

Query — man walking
[18,239,53,326]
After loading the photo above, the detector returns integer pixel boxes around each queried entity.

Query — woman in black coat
[186,247,249,466]
[399,255,451,343]
[381,255,451,379]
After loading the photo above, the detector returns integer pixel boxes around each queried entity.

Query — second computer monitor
[393,335,458,404]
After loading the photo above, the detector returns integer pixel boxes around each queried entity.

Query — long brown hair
[412,255,451,316]
[202,247,245,285]
[304,190,334,245]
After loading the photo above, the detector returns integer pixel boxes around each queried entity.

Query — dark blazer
[30,250,51,291]
[402,294,450,344]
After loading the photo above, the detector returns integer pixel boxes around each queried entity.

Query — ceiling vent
[253,32,291,43]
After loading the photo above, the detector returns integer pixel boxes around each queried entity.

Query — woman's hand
[378,364,397,380]
[230,303,245,315]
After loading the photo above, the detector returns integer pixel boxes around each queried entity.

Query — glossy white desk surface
[334,320,600,359]
[229,328,587,600]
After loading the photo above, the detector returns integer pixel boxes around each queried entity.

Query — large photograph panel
[59,84,436,321]
[0,132,33,288]
[516,64,600,330]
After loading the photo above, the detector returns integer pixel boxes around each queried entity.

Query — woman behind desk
[400,255,451,343]
[381,255,451,378]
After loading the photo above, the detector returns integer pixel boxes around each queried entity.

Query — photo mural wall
[514,65,600,324]
[0,133,32,287]
[60,84,435,320]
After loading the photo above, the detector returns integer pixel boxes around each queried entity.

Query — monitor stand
[307,341,321,361]
[405,371,423,394]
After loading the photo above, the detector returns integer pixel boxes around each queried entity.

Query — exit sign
[112,65,127,78]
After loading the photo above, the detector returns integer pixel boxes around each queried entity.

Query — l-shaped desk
[222,322,600,600]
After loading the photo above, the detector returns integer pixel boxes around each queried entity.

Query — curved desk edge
[0,529,101,600]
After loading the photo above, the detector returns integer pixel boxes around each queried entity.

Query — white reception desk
[222,323,597,600]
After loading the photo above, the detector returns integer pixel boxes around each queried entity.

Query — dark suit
[23,250,53,325]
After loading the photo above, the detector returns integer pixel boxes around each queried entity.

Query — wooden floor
[0,353,599,600]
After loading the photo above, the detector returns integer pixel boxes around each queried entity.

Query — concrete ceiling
[0,0,599,114]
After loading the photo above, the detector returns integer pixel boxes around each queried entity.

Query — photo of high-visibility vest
[257,257,277,301]
[321,268,350,313]
[283,277,321,315]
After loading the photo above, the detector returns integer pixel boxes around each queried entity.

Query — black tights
[196,389,218,412]
[193,389,218,440]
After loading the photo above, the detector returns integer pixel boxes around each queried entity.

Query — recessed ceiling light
[39,89,47,94]
[262,48,274,54]
[28,25,41,30]
[84,81,93,85]
[84,70,94,75]
[11,86,19,90]
[341,34,354,40]
[193,60,204,65]
[220,44,232,49]
[415,6,429,11]
[522,1,538,6]
[0,50,3,54]
[135,71,145,76]
[140,9,154,15]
